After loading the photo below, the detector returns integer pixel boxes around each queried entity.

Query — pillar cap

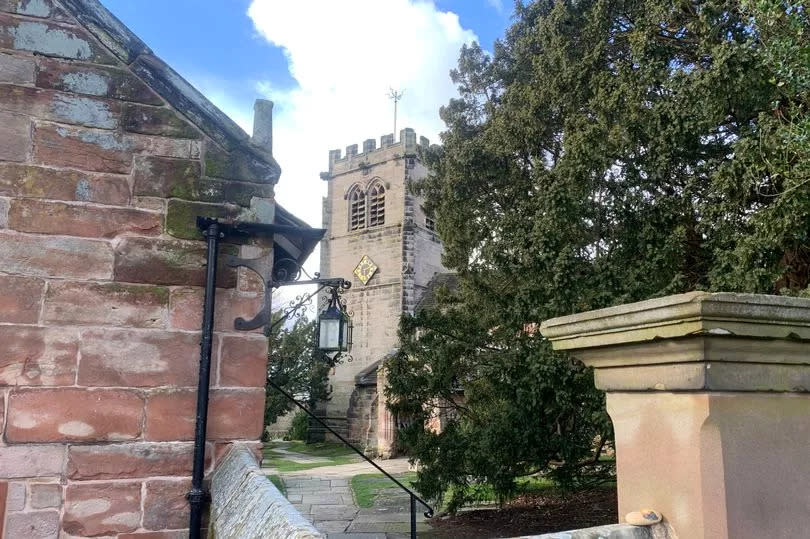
[540,292,810,351]
[541,292,810,392]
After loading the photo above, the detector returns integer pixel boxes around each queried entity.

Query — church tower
[319,128,446,456]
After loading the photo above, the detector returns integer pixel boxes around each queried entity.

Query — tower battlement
[325,128,430,176]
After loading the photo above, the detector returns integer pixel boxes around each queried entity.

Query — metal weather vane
[387,87,404,134]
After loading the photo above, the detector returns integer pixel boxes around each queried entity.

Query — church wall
[320,136,408,431]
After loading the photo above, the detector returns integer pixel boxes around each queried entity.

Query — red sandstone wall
[0,1,272,537]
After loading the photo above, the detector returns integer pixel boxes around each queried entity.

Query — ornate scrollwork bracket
[225,253,351,332]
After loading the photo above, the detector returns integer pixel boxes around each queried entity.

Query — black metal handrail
[266,379,433,539]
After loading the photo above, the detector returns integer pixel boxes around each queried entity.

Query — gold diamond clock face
[353,255,378,285]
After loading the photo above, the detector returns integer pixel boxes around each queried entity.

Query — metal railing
[266,379,433,539]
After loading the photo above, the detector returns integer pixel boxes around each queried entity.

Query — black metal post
[188,221,221,538]
[410,493,417,539]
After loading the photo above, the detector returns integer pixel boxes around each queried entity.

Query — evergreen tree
[264,315,330,432]
[387,0,809,512]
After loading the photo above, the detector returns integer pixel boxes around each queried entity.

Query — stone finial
[381,133,394,147]
[346,144,358,157]
[252,99,273,154]
[363,138,376,153]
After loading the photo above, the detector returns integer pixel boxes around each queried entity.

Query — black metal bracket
[195,217,347,332]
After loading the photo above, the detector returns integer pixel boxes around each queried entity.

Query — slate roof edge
[274,203,323,265]
[58,0,281,184]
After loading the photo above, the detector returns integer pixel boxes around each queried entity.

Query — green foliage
[387,0,809,514]
[264,314,330,434]
[286,411,310,441]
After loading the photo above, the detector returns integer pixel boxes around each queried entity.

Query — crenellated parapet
[324,128,430,177]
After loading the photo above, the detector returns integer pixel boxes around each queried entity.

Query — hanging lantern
[317,290,352,353]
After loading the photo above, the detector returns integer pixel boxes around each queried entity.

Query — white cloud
[194,1,477,309]
[486,0,505,15]
[246,0,477,231]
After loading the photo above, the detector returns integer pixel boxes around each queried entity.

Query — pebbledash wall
[0,0,294,537]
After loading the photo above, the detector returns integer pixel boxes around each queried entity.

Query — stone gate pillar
[540,292,810,539]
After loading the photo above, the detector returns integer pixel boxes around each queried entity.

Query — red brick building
[0,0,316,536]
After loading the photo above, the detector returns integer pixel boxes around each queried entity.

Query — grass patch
[262,441,362,473]
[350,472,418,508]
[267,474,286,495]
[446,476,557,508]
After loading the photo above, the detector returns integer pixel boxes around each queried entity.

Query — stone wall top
[517,522,677,538]
[540,292,810,351]
[324,127,430,176]
[209,445,323,539]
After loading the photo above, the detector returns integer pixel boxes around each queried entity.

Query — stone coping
[209,444,323,539]
[514,522,677,538]
[540,292,810,351]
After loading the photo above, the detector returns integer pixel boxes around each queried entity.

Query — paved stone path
[263,458,433,538]
[269,442,332,464]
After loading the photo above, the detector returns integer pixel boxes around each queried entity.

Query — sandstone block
[0,110,30,161]
[0,0,56,18]
[0,13,115,63]
[5,510,59,539]
[169,287,262,332]
[30,482,61,509]
[36,58,162,104]
[78,329,199,387]
[114,237,237,287]
[0,51,34,84]
[0,274,44,323]
[219,335,268,388]
[133,155,272,206]
[165,199,241,240]
[0,325,78,386]
[123,103,199,138]
[8,199,160,238]
[145,389,264,441]
[7,481,23,510]
[120,531,189,539]
[0,445,65,478]
[0,196,7,227]
[203,141,279,184]
[0,162,130,204]
[132,155,201,197]
[68,442,200,480]
[0,483,6,537]
[0,84,120,129]
[143,478,191,530]
[7,388,144,442]
[63,482,141,536]
[0,230,114,278]
[34,123,133,173]
[44,281,168,328]
[130,133,194,158]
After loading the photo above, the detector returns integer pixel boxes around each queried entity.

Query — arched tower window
[349,186,366,230]
[368,182,385,227]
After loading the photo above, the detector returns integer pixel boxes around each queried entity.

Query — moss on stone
[165,199,241,240]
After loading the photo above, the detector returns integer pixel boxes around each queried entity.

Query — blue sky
[101,0,511,286]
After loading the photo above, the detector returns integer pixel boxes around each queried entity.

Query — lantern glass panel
[319,317,341,350]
